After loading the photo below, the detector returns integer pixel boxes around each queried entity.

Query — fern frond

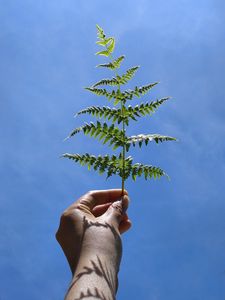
[85,83,158,103]
[63,153,167,181]
[95,38,115,57]
[107,155,133,179]
[76,106,127,124]
[97,55,125,70]
[85,82,158,103]
[85,87,109,97]
[96,25,106,40]
[68,121,125,149]
[96,37,113,47]
[122,82,159,100]
[63,153,133,178]
[117,66,139,85]
[85,87,122,102]
[127,134,176,150]
[107,38,115,54]
[137,82,159,96]
[63,153,118,175]
[125,97,170,120]
[92,77,119,87]
[130,163,167,180]
[75,98,170,125]
[92,66,139,88]
[64,26,176,188]
[95,50,110,57]
[95,25,115,57]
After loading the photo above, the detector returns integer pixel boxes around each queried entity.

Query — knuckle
[86,190,96,197]
[60,210,70,220]
[59,210,75,224]
[55,230,60,241]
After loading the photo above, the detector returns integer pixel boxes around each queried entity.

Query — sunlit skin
[56,189,131,300]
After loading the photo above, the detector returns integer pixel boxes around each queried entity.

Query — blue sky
[1,0,225,299]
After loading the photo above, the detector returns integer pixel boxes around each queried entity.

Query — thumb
[105,195,130,228]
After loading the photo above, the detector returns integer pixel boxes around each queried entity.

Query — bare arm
[56,190,131,300]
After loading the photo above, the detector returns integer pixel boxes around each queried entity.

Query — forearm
[65,252,119,300]
[65,220,122,300]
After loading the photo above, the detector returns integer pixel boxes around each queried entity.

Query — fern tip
[165,173,170,181]
[63,136,70,142]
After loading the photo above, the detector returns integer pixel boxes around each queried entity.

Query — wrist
[84,218,121,252]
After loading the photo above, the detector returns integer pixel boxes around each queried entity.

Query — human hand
[56,189,131,274]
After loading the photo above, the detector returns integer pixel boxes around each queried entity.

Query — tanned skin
[56,189,131,300]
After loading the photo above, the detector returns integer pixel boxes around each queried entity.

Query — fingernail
[112,199,122,206]
[111,200,123,214]
[112,196,130,214]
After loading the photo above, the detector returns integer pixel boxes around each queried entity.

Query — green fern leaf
[123,97,170,120]
[122,82,159,100]
[64,26,176,190]
[127,134,176,149]
[63,153,136,179]
[97,55,125,70]
[117,66,139,85]
[139,83,159,95]
[92,66,139,87]
[68,122,125,148]
[92,77,119,87]
[85,87,123,102]
[107,155,134,179]
[76,105,127,124]
[130,163,166,180]
[96,37,114,47]
[133,97,170,115]
[107,38,115,54]
[96,25,115,57]
[96,24,105,40]
[96,40,107,46]
[63,153,117,175]
[85,87,109,97]
[95,50,110,57]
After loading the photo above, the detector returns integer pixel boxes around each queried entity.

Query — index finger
[75,189,128,211]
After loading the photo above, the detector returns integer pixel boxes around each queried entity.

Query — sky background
[1,0,225,299]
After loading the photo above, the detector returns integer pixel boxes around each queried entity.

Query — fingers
[76,189,128,211]
[93,199,132,234]
[105,195,130,228]
[116,212,132,234]
[119,218,132,234]
[92,202,112,217]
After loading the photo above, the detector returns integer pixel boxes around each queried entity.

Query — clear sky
[1,0,225,299]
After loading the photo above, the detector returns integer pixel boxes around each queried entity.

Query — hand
[56,189,131,274]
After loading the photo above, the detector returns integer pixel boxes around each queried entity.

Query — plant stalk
[121,102,126,196]
[108,48,126,195]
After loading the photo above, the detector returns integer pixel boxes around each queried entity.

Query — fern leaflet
[76,106,126,124]
[97,55,125,70]
[127,134,176,150]
[68,121,125,149]
[63,153,167,181]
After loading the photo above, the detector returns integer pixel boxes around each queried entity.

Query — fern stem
[121,102,126,196]
[107,45,126,195]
